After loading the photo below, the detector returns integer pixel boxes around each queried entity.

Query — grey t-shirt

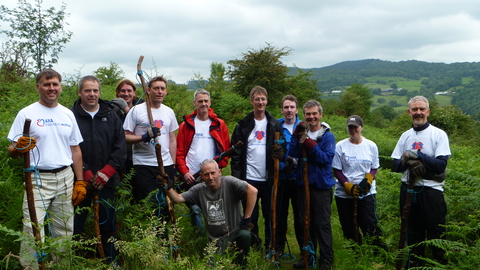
[182,176,247,240]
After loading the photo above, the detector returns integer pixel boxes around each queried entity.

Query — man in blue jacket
[289,100,336,270]
[71,75,127,264]
[275,94,302,257]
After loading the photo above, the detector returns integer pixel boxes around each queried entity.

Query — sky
[2,0,480,84]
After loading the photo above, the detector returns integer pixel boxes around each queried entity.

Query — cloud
[1,0,480,83]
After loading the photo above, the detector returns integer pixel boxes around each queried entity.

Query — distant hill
[290,59,480,118]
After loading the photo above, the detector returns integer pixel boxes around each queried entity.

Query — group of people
[7,68,450,269]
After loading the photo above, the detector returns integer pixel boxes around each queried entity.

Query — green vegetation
[298,59,480,118]
[1,74,479,269]
[1,10,480,266]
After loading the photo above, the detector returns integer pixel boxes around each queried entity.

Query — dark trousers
[215,229,253,267]
[133,165,176,220]
[74,187,117,264]
[297,186,334,263]
[245,180,272,250]
[335,195,386,249]
[275,178,301,252]
[400,183,447,267]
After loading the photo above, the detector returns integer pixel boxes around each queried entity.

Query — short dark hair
[148,76,168,88]
[281,94,298,108]
[78,75,101,92]
[36,69,62,84]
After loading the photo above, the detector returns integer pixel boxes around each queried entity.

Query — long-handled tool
[395,170,415,270]
[137,56,178,260]
[301,147,310,270]
[177,141,243,191]
[93,189,106,262]
[270,132,280,262]
[22,119,46,270]
[353,198,360,245]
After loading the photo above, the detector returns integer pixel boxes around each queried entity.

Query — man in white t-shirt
[176,89,230,234]
[391,96,451,268]
[231,86,284,252]
[7,69,84,268]
[123,76,178,220]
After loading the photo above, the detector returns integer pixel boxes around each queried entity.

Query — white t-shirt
[391,125,451,191]
[246,117,267,181]
[7,102,83,169]
[333,137,379,198]
[123,102,179,166]
[283,123,294,134]
[186,117,215,173]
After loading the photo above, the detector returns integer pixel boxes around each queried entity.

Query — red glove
[83,170,94,182]
[91,164,116,190]
[303,138,317,152]
[12,136,36,155]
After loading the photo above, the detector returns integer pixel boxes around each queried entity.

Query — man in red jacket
[176,88,230,233]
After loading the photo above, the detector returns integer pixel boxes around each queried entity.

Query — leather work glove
[284,156,298,174]
[344,182,362,198]
[72,180,89,206]
[142,126,160,143]
[12,136,37,155]
[406,160,426,178]
[91,164,116,190]
[272,143,284,160]
[158,173,173,190]
[401,149,419,166]
[239,217,254,230]
[358,173,374,195]
[293,122,309,144]
[83,170,94,182]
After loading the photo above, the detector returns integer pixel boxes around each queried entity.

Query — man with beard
[391,96,450,268]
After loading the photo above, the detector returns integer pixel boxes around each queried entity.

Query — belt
[38,166,69,174]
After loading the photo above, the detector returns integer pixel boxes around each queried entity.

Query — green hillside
[290,59,480,117]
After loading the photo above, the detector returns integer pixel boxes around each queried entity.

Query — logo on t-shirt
[154,119,164,129]
[37,119,54,127]
[411,142,424,150]
[254,130,265,141]
[207,199,225,226]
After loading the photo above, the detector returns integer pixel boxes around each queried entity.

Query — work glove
[83,170,94,182]
[91,164,116,190]
[405,160,426,178]
[12,136,37,155]
[344,182,362,198]
[401,149,419,166]
[72,180,89,206]
[293,122,309,144]
[239,217,254,230]
[358,173,375,195]
[272,143,284,160]
[158,173,173,190]
[284,156,298,174]
[142,126,160,143]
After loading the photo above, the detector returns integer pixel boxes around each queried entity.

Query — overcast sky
[2,0,480,84]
